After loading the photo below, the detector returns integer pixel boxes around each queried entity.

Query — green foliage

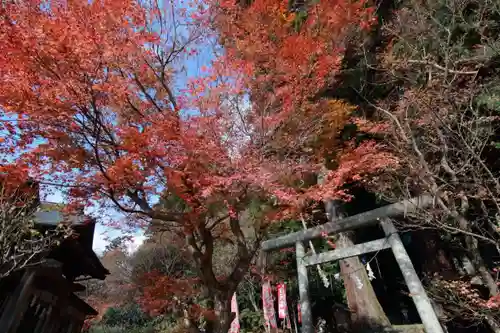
[239,308,265,333]
[87,325,155,333]
[87,304,168,333]
[147,314,181,333]
[247,197,271,221]
[101,304,150,328]
[87,312,180,333]
[476,82,500,112]
[292,10,308,32]
[267,219,302,236]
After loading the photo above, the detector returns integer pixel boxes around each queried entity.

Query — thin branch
[408,60,479,75]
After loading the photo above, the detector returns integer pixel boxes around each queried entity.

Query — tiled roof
[34,210,87,226]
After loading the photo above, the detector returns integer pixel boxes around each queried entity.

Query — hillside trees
[323,0,500,330]
[384,0,500,306]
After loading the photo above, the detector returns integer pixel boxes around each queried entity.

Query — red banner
[297,303,302,323]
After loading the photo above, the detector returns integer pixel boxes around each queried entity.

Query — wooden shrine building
[0,185,110,333]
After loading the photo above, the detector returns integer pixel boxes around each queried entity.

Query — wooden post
[0,269,36,333]
[40,305,55,333]
[380,219,444,333]
[296,241,313,333]
[34,306,48,333]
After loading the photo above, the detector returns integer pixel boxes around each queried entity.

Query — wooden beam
[262,195,433,251]
[303,238,391,266]
[380,219,444,333]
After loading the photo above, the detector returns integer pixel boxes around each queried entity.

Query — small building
[0,203,109,333]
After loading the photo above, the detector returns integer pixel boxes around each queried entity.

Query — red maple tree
[210,0,403,330]
[209,0,392,199]
[0,0,395,332]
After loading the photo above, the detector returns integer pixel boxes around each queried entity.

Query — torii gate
[261,195,444,333]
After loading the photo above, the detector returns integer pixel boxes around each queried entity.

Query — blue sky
[1,0,218,254]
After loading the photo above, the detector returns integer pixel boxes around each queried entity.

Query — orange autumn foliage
[212,0,376,144]
[209,0,394,204]
[0,0,395,329]
[0,0,390,219]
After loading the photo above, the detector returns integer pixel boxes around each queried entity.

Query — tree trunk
[326,200,391,331]
[182,309,202,333]
[457,215,498,296]
[209,292,233,333]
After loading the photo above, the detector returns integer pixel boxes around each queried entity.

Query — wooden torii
[261,195,444,333]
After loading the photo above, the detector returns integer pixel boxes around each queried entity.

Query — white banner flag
[262,281,277,329]
[277,282,288,319]
[229,293,240,333]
